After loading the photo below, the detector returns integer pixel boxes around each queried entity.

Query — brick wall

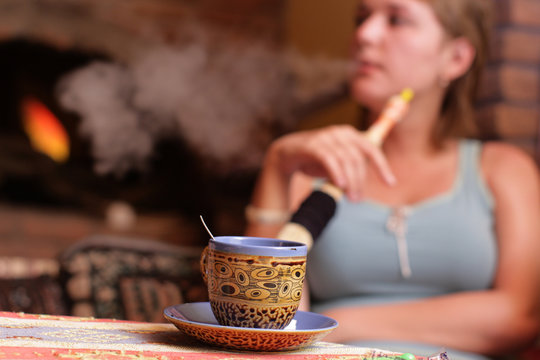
[0,0,285,62]
[479,0,540,160]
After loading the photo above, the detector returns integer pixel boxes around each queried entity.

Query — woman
[245,0,540,359]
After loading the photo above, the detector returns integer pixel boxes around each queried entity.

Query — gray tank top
[308,139,497,312]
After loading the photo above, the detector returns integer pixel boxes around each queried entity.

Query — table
[0,311,400,360]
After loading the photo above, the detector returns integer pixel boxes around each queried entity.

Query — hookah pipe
[277,88,414,249]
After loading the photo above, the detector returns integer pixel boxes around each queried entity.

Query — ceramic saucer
[163,302,338,352]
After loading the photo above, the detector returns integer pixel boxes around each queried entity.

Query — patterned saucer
[164,302,338,352]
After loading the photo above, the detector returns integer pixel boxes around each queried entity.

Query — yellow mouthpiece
[400,88,414,102]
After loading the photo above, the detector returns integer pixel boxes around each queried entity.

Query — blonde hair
[427,0,493,145]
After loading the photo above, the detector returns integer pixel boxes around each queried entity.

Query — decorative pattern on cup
[207,250,306,329]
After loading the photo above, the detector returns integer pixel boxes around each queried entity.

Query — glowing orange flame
[22,97,70,163]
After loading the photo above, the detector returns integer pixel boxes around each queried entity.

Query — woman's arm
[321,143,540,356]
[246,125,395,311]
[322,289,538,355]
[245,125,395,237]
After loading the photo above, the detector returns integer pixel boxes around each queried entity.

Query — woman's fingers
[274,125,395,201]
[301,131,348,188]
[355,134,397,186]
[306,125,370,200]
[326,129,368,200]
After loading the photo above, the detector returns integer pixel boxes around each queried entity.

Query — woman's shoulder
[480,141,540,196]
[481,141,537,173]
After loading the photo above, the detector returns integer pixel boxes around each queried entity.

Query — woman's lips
[356,60,382,75]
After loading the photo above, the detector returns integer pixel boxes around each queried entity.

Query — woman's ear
[442,37,476,82]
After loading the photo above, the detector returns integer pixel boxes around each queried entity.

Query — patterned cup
[200,236,307,329]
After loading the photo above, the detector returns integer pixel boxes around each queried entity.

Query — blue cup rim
[209,236,307,257]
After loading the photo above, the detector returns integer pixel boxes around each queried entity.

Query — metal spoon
[199,215,216,241]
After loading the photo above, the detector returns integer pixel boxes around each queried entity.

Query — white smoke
[57,29,352,176]
[58,62,156,175]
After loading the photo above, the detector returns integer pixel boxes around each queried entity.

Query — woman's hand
[268,124,396,201]
[245,124,396,237]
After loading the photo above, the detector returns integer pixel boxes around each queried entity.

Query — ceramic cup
[200,236,307,329]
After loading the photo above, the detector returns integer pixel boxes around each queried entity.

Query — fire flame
[22,97,70,163]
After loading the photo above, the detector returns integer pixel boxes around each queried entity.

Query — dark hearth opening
[0,38,254,242]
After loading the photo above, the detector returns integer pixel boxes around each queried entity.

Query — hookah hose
[277,88,414,249]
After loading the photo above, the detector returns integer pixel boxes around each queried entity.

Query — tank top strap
[458,139,495,209]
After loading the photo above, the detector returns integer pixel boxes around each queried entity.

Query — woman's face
[350,0,450,109]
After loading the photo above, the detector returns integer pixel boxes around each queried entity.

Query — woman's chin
[350,82,391,109]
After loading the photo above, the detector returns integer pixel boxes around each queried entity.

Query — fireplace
[0,0,351,257]
[0,38,248,252]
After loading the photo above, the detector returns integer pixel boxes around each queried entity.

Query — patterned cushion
[58,235,208,321]
[0,275,67,315]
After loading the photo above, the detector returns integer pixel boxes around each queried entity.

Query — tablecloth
[0,311,399,360]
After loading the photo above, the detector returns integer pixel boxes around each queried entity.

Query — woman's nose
[355,14,385,46]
